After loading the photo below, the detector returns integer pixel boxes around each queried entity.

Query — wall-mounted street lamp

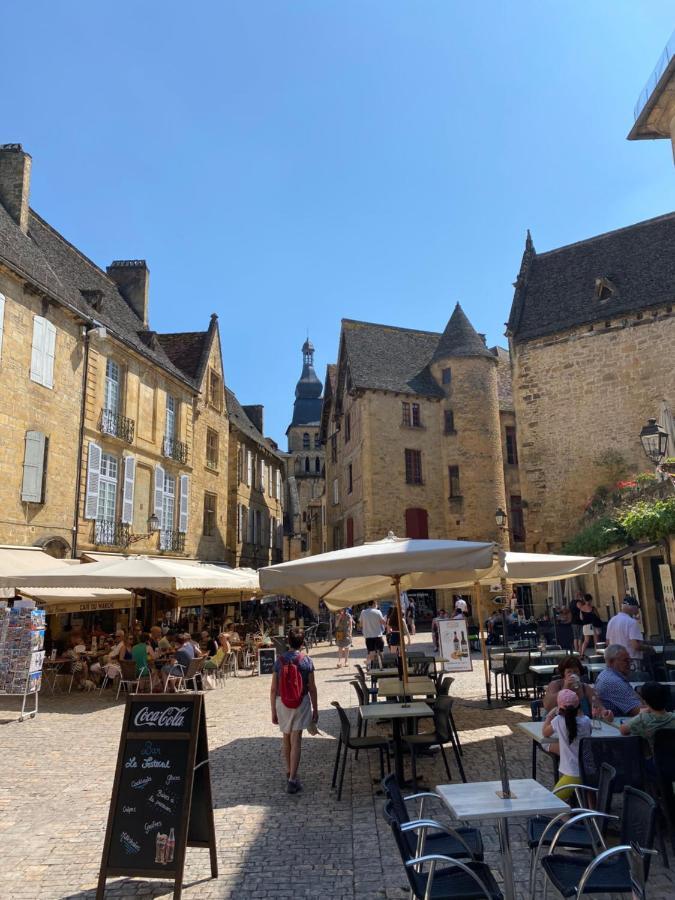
[495,507,508,529]
[125,514,161,546]
[639,418,669,467]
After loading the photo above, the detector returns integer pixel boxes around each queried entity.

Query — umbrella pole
[474,581,491,703]
[393,576,409,690]
[128,590,136,632]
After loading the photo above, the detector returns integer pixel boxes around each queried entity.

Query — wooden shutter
[121,456,136,524]
[0,293,5,359]
[276,469,282,500]
[21,431,46,502]
[154,465,165,521]
[43,320,56,388]
[30,316,45,384]
[346,517,354,548]
[84,441,102,519]
[260,461,266,494]
[178,474,189,533]
[246,449,253,486]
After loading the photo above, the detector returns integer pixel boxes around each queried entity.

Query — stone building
[507,216,675,630]
[226,390,285,569]
[284,339,325,558]
[320,305,521,553]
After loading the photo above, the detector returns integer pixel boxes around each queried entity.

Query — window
[98,453,119,523]
[411,403,421,427]
[0,293,5,360]
[248,507,255,544]
[448,465,461,498]
[255,510,262,547]
[203,492,217,536]
[330,433,338,463]
[104,359,120,414]
[444,410,455,434]
[332,478,339,505]
[237,446,243,483]
[347,463,353,494]
[208,369,222,409]
[402,402,421,427]
[505,426,518,465]
[206,428,219,470]
[314,434,321,449]
[404,449,423,485]
[332,524,342,550]
[346,517,354,548]
[305,457,310,473]
[270,516,276,548]
[405,507,429,539]
[161,472,176,536]
[246,448,253,486]
[276,469,282,500]
[402,402,411,427]
[269,465,274,496]
[345,413,351,442]
[165,394,176,440]
[510,494,525,543]
[302,433,310,450]
[442,368,452,385]
[21,431,47,503]
[236,503,242,541]
[315,457,321,474]
[30,316,56,388]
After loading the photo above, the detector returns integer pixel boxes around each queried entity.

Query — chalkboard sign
[258,647,276,676]
[97,694,217,899]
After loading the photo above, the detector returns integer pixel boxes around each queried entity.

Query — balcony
[94,519,130,547]
[162,435,189,464]
[99,408,135,444]
[159,530,185,552]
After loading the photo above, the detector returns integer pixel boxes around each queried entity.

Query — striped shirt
[595,668,641,715]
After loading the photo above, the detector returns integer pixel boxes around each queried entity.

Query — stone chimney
[243,404,264,434]
[106,260,150,327]
[0,144,32,234]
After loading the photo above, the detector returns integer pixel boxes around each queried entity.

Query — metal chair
[182,657,205,692]
[651,729,675,854]
[579,735,644,795]
[402,695,466,785]
[330,701,390,801]
[116,659,145,699]
[540,786,657,898]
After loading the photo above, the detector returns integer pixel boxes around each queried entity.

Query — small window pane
[442,368,451,385]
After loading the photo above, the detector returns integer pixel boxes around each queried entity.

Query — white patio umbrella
[659,399,675,459]
[260,532,499,686]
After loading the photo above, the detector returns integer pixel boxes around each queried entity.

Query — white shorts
[276,694,312,734]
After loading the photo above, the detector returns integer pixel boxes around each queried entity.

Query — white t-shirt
[606,611,643,660]
[360,607,386,638]
[454,598,468,613]
[551,714,592,777]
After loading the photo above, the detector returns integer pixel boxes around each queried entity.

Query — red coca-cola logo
[133,706,188,728]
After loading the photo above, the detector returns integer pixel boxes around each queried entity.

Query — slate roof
[157,328,212,386]
[225,388,284,460]
[432,303,496,361]
[508,212,675,342]
[0,203,195,387]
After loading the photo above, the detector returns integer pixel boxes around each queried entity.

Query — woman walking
[334,608,354,668]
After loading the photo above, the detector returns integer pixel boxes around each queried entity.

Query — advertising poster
[437,618,472,673]
[658,564,675,640]
[623,564,640,604]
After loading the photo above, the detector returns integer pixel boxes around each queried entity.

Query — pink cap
[557,688,580,709]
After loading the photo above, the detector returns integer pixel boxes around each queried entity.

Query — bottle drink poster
[437,618,473,673]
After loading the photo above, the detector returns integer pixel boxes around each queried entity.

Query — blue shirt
[175,642,195,672]
[595,667,641,715]
[274,651,314,695]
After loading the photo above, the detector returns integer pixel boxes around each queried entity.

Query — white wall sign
[658,564,675,640]
[437,618,472,673]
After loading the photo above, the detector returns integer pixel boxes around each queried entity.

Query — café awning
[20,588,135,614]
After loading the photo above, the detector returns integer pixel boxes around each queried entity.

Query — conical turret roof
[431,303,495,362]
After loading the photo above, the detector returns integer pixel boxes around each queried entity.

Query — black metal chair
[330,700,390,801]
[530,699,560,781]
[540,786,657,898]
[402,695,466,785]
[382,774,484,862]
[434,673,455,695]
[579,735,644,796]
[433,692,463,757]
[651,729,675,854]
[349,680,369,756]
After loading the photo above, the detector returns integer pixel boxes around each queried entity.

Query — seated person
[619,681,675,775]
[101,629,131,682]
[201,629,219,657]
[594,644,642,717]
[131,633,161,691]
[161,633,195,688]
[63,635,90,689]
[543,656,612,719]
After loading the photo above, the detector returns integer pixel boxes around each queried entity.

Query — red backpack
[279,653,305,709]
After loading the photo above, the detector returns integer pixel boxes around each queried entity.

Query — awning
[596,543,659,567]
[22,589,135,615]
[0,546,83,598]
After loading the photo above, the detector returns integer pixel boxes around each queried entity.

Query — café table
[359,701,433,785]
[376,677,436,699]
[436,778,568,900]
[667,660,675,668]
[517,719,621,745]
[367,667,400,679]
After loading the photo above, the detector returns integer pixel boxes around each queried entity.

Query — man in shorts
[270,628,319,794]
[359,600,386,668]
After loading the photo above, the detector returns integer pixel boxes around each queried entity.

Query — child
[619,681,674,774]
[542,688,592,800]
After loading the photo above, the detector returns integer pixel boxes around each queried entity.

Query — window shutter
[247,449,253,486]
[43,320,56,388]
[84,441,102,519]
[121,455,136,524]
[242,505,248,542]
[276,469,281,500]
[30,316,45,384]
[249,508,255,543]
[260,461,266,493]
[21,431,46,502]
[179,474,189,533]
[154,465,165,521]
[0,293,5,359]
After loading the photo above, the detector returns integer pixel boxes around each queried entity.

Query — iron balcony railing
[162,435,189,464]
[159,530,185,552]
[100,408,135,444]
[94,519,130,547]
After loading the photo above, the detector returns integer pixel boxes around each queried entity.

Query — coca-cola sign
[129,702,193,732]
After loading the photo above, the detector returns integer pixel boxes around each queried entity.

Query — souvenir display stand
[0,601,46,721]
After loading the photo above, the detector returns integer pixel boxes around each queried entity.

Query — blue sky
[4,2,674,445]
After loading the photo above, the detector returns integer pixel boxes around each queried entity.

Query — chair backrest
[382,653,398,668]
[382,773,410,825]
[530,699,543,722]
[620,787,657,875]
[579,736,643,793]
[411,660,431,676]
[437,674,454,696]
[184,657,205,680]
[596,762,617,819]
[433,695,454,744]
[628,670,651,683]
[120,659,137,680]
[354,664,366,680]
[384,816,422,896]
[330,701,352,743]
[653,728,675,780]
[350,679,365,707]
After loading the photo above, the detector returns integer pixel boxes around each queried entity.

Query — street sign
[96,694,217,899]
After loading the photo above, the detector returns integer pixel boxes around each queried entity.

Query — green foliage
[563,517,627,556]
[635,471,658,486]
[563,497,675,556]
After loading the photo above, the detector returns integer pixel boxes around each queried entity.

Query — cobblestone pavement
[1,635,674,899]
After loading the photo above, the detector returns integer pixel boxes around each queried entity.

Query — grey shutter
[84,441,102,519]
[21,431,46,502]
[30,316,45,384]
[121,456,136,524]
[0,293,5,359]
[154,465,165,522]
[178,474,189,533]
[43,320,56,389]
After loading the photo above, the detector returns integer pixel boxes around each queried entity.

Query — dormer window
[594,276,617,302]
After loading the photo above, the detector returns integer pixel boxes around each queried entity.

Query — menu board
[258,647,276,676]
[437,618,473,673]
[97,695,217,899]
